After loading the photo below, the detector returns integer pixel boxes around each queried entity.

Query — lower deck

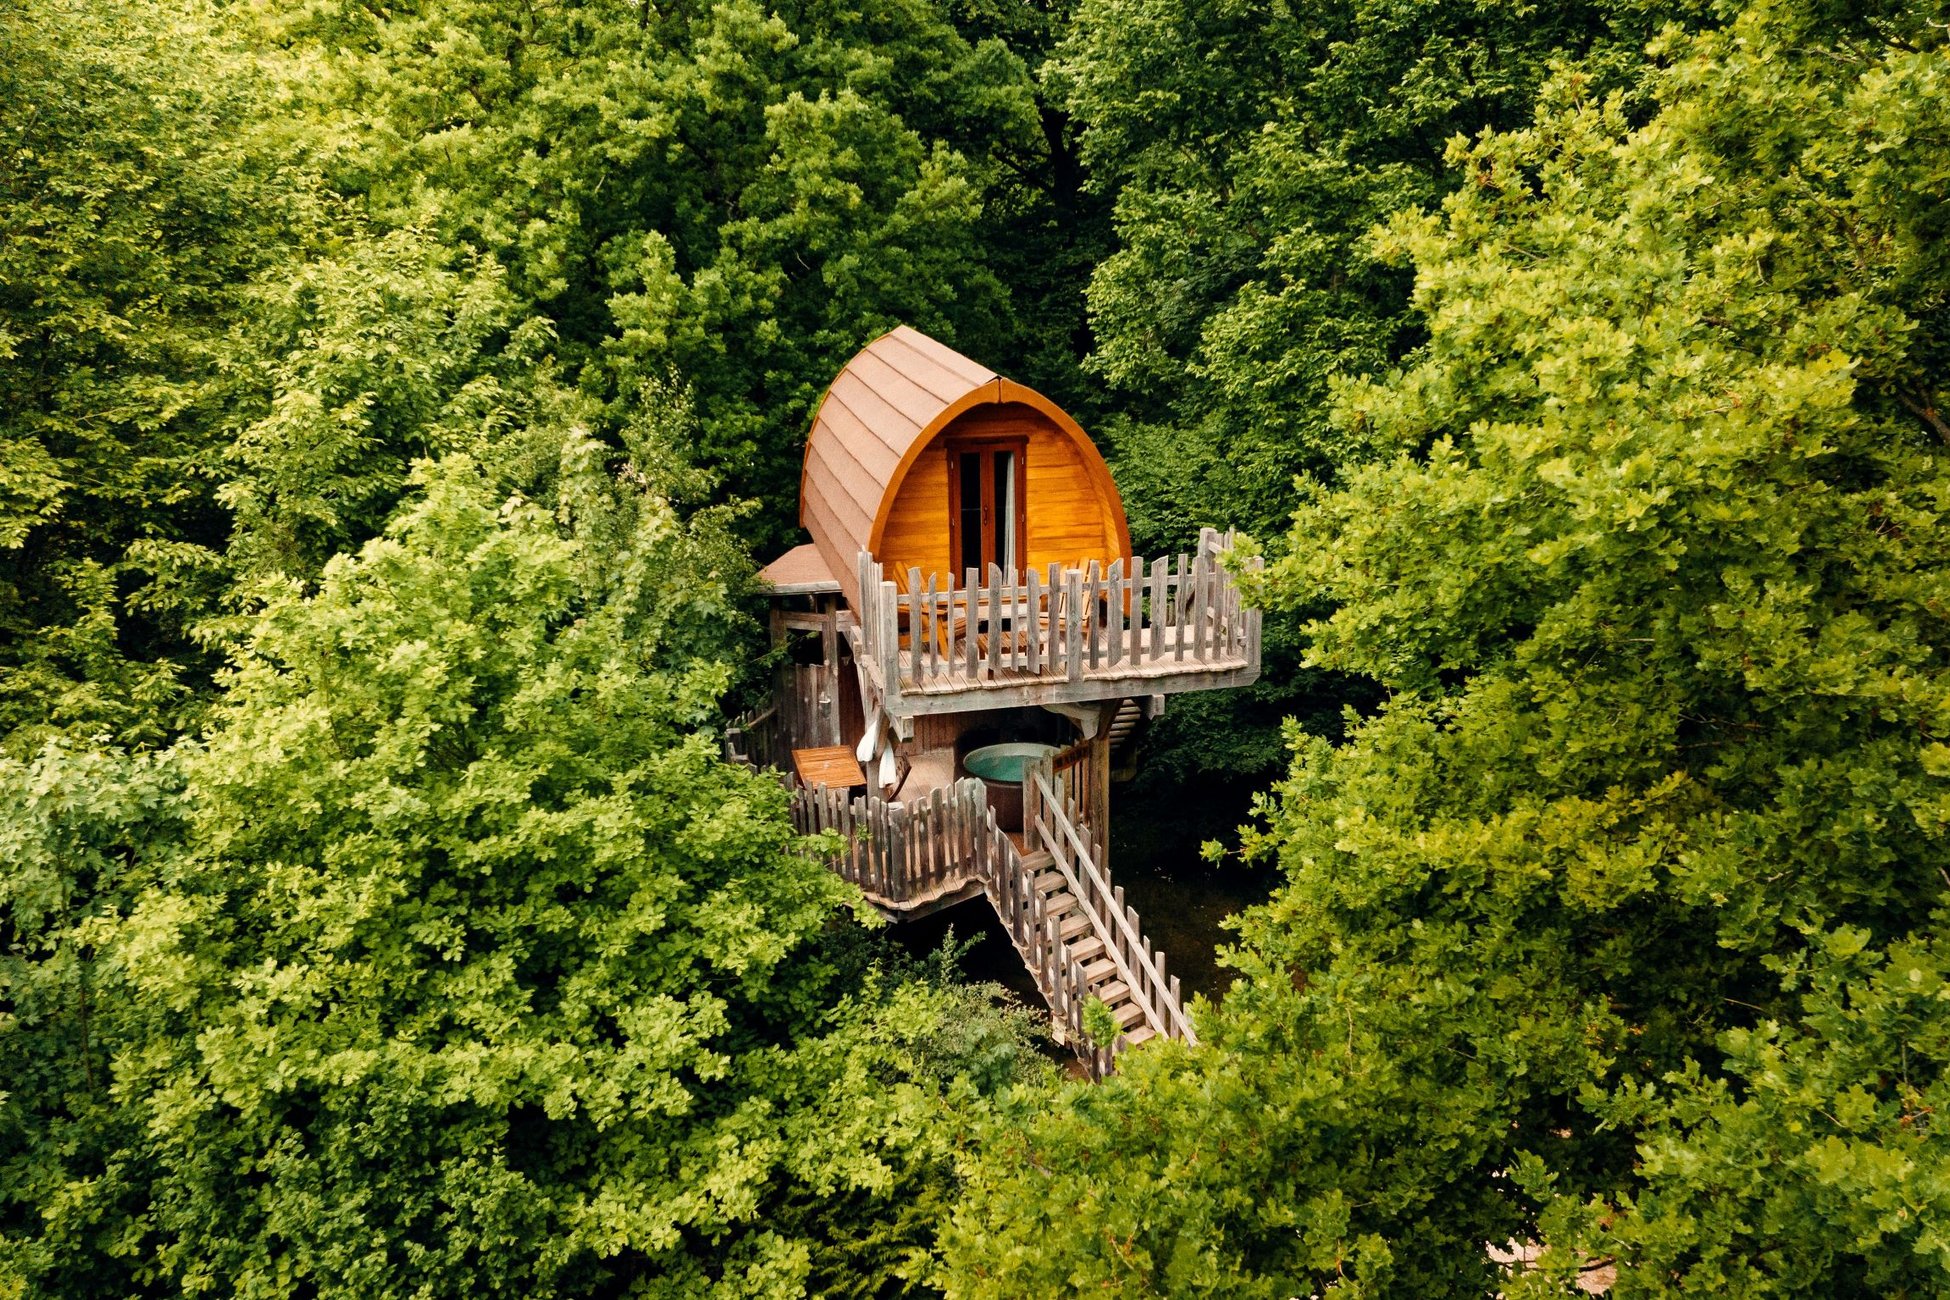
[783,763,1193,1073]
[727,674,1191,1075]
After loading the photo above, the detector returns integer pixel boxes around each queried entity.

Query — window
[947,437,1026,577]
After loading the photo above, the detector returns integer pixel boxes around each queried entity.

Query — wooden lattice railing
[1025,755,1196,1049]
[790,778,991,910]
[850,528,1260,704]
[777,765,1194,1076]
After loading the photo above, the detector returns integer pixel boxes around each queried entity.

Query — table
[792,744,867,791]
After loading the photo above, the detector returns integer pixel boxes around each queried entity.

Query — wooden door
[948,437,1027,577]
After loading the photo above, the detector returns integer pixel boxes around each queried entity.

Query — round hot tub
[961,742,1057,832]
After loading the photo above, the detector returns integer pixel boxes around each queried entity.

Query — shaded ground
[1105,774,1274,1005]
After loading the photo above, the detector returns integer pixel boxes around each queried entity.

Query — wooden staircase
[771,759,1195,1076]
[1020,849,1157,1047]
[1106,698,1144,782]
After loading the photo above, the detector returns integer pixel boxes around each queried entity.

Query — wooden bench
[791,745,867,791]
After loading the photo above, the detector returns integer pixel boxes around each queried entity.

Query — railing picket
[1015,565,1028,673]
[881,799,895,900]
[963,567,979,680]
[987,563,1004,679]
[1192,550,1209,663]
[1025,568,1042,674]
[1155,947,1170,1031]
[1085,560,1103,670]
[1105,560,1124,668]
[912,569,930,678]
[866,798,881,898]
[932,786,948,886]
[1065,569,1083,681]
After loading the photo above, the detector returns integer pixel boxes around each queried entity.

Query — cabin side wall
[876,403,1125,584]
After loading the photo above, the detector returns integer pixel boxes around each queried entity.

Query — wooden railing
[724,665,836,768]
[724,702,782,770]
[1026,753,1197,1048]
[852,528,1260,702]
[1047,734,1107,848]
[790,778,989,910]
[981,817,1122,1078]
[782,766,1194,1077]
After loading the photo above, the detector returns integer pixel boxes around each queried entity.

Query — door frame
[945,435,1029,577]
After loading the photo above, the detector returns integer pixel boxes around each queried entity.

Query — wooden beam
[821,604,841,744]
[877,665,1261,716]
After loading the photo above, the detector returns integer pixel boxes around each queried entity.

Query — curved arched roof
[800,325,1128,608]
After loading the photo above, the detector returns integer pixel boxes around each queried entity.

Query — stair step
[1058,912,1092,942]
[1113,999,1146,1029]
[1019,850,1054,871]
[1081,956,1115,982]
[1096,979,1130,1004]
[1044,892,1079,917]
[1122,1025,1158,1048]
[1070,936,1106,964]
[1033,869,1067,894]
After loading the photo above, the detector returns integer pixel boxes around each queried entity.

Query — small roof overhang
[757,542,841,596]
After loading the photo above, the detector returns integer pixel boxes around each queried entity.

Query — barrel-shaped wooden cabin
[736,326,1258,1068]
[797,325,1133,611]
[751,324,1259,789]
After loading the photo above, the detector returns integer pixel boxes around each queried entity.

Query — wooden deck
[848,530,1260,726]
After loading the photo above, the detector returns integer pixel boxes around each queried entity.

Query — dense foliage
[0,5,286,744]
[2,452,1047,1296]
[6,0,1950,1294]
[1043,0,1733,780]
[946,4,1950,1295]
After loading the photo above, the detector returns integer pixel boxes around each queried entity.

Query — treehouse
[729,325,1261,1072]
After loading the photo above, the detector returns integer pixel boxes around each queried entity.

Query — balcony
[845,528,1261,720]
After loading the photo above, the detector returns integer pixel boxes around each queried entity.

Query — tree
[1,451,1044,1296]
[1051,0,1726,787]
[946,5,1950,1293]
[0,2,580,750]
[0,2,293,746]
[257,0,1045,549]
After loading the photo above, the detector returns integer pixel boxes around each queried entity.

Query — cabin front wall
[875,402,1126,586]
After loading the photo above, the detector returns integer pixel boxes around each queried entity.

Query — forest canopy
[4,0,1949,1296]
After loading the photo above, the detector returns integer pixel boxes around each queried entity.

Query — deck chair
[893,566,969,661]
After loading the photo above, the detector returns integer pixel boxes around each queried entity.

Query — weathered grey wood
[962,567,978,680]
[1021,565,1037,678]
[1192,550,1210,663]
[879,581,902,707]
[1065,569,1083,681]
[1085,561,1103,671]
[1105,560,1124,668]
[906,567,924,677]
[986,563,1003,679]
[886,664,1259,713]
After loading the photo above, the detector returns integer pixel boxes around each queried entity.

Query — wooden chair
[893,566,969,661]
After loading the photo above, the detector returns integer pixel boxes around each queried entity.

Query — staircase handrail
[1028,766,1197,1046]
